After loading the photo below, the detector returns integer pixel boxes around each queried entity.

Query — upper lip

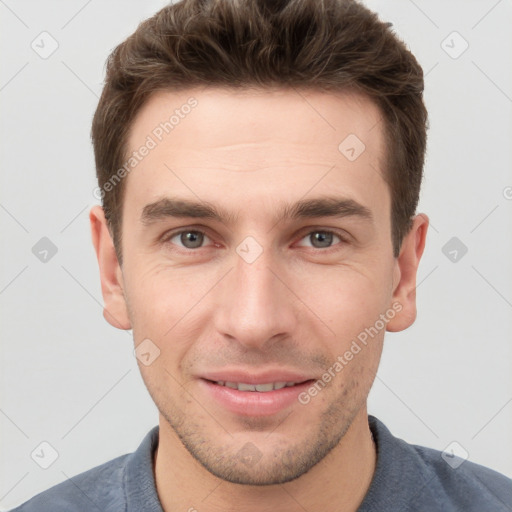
[199,369,314,385]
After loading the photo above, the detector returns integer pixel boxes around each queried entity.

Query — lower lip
[199,379,314,417]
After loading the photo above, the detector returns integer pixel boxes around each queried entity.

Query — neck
[154,408,376,512]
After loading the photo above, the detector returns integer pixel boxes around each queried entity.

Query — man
[11,0,512,510]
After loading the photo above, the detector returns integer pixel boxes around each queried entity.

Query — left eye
[296,230,344,249]
[164,229,344,251]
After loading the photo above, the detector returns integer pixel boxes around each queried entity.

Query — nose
[213,240,298,350]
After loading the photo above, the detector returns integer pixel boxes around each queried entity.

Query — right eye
[161,229,214,250]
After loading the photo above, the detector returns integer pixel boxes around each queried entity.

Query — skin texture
[90,87,428,512]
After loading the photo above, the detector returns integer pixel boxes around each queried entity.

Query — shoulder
[8,453,129,512]
[411,443,512,511]
[365,416,512,512]
[8,426,160,512]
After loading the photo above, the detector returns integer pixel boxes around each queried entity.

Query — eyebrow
[140,196,373,227]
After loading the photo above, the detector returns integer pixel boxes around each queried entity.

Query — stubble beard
[153,379,363,486]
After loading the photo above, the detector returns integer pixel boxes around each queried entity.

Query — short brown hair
[91,0,427,265]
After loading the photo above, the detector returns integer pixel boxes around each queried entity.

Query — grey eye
[296,230,343,249]
[309,231,334,248]
[181,231,203,248]
[169,230,208,249]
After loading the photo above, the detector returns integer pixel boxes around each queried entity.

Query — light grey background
[1,0,511,509]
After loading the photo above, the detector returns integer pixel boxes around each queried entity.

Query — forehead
[128,86,383,154]
[123,86,388,223]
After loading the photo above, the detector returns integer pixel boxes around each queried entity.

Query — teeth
[215,381,297,391]
[255,383,274,392]
[238,382,256,391]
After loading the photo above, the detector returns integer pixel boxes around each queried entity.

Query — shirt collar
[124,425,163,512]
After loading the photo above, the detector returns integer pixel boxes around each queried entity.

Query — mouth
[199,376,316,417]
[208,380,306,392]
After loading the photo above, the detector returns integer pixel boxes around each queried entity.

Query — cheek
[298,264,390,340]
[124,244,393,356]
[124,262,213,362]
[124,259,196,317]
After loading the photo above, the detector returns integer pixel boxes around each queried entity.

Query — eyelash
[160,227,349,253]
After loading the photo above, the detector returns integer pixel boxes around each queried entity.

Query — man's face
[96,87,412,484]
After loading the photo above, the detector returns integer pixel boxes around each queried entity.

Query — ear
[89,205,131,330]
[386,213,429,332]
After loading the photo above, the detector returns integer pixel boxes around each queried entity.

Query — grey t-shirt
[9,415,512,511]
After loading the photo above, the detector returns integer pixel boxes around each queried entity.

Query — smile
[200,378,315,416]
[213,381,299,392]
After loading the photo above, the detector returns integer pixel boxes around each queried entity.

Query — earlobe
[386,213,429,333]
[89,205,132,330]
